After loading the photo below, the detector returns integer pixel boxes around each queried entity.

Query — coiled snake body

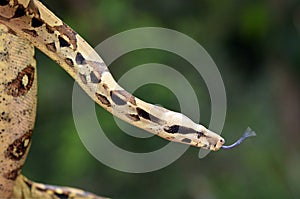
[0,0,254,198]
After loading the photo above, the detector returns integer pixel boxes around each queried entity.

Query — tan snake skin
[0,0,229,198]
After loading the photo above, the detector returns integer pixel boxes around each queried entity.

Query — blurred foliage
[22,0,300,198]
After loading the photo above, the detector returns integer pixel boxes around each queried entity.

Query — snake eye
[197,131,204,139]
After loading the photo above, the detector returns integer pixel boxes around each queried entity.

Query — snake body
[0,18,106,199]
[0,0,251,198]
[0,22,36,198]
[0,0,225,151]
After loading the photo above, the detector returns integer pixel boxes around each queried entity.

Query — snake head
[162,113,225,151]
[196,127,225,151]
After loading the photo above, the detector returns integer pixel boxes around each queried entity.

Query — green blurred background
[22,0,300,198]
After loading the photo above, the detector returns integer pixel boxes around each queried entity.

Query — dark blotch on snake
[12,5,26,18]
[164,125,199,135]
[136,107,162,124]
[58,35,70,47]
[0,0,9,6]
[197,131,204,139]
[90,71,101,83]
[54,23,78,50]
[110,90,136,106]
[54,192,70,199]
[46,42,56,52]
[5,65,35,97]
[7,27,17,35]
[136,107,150,119]
[102,83,109,90]
[164,125,179,133]
[75,52,86,65]
[35,186,47,192]
[31,17,44,28]
[46,24,55,34]
[125,114,140,121]
[110,91,127,105]
[22,29,38,37]
[3,166,22,180]
[5,131,32,161]
[65,58,74,67]
[181,138,192,143]
[96,93,111,107]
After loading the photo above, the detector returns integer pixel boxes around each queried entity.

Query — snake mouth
[197,138,225,151]
[201,130,225,151]
[209,138,225,151]
[201,137,225,151]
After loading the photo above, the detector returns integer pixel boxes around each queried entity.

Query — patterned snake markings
[0,0,225,150]
[0,0,256,198]
[0,16,107,199]
[0,23,36,198]
[12,175,106,199]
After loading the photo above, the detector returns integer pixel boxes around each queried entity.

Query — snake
[0,0,256,198]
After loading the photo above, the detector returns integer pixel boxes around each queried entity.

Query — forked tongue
[221,127,256,149]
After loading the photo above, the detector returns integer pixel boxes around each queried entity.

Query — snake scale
[0,0,255,198]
